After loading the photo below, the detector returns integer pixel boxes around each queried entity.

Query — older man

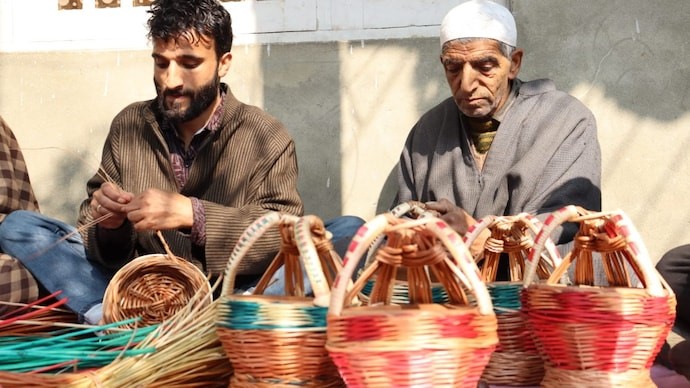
[394,0,601,261]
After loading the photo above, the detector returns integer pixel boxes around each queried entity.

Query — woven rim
[103,253,212,328]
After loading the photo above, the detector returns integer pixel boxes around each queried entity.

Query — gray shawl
[395,79,601,244]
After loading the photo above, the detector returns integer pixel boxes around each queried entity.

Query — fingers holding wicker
[91,182,133,229]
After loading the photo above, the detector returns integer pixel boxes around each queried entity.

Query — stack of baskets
[216,212,344,387]
[522,206,676,387]
[327,213,498,387]
[464,213,561,386]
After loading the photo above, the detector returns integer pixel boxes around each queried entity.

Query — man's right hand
[424,198,489,257]
[90,182,134,229]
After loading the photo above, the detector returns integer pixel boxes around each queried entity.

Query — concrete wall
[1,0,690,263]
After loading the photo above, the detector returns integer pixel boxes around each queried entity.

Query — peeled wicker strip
[217,213,344,387]
[0,277,230,387]
[521,206,676,388]
[327,214,498,387]
[464,213,561,386]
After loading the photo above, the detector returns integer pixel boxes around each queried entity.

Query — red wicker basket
[216,212,344,387]
[464,213,561,386]
[521,206,676,387]
[327,213,498,387]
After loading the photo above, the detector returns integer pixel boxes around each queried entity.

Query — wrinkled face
[440,39,522,118]
[152,32,231,123]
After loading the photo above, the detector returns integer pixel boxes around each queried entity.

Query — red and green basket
[522,206,676,387]
[464,213,561,386]
[216,212,344,387]
[327,213,498,387]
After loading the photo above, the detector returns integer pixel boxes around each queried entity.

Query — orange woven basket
[521,206,677,388]
[102,231,213,328]
[464,213,561,386]
[216,212,344,387]
[327,214,498,387]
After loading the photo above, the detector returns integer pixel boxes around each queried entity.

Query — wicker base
[103,254,212,328]
[482,349,544,386]
[541,366,655,388]
[481,310,545,386]
[218,327,343,388]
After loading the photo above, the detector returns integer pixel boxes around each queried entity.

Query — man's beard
[156,77,219,123]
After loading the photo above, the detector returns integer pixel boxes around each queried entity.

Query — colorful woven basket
[521,206,677,388]
[216,212,344,387]
[103,231,212,328]
[464,213,561,386]
[327,214,498,387]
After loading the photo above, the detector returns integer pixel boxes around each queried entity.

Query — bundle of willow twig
[0,277,231,387]
[0,291,78,337]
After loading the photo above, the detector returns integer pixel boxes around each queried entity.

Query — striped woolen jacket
[77,87,304,276]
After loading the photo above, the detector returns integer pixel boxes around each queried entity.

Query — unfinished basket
[102,247,212,328]
[464,213,561,386]
[521,206,676,388]
[216,212,344,387]
[327,214,498,387]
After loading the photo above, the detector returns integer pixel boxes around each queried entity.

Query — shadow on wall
[262,39,449,220]
[29,149,96,225]
[516,0,690,122]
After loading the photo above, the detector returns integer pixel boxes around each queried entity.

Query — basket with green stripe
[216,212,344,387]
[463,213,561,386]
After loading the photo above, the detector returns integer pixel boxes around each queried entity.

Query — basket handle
[464,213,562,277]
[220,212,300,296]
[294,215,331,307]
[329,214,494,316]
[364,201,437,266]
[524,205,665,297]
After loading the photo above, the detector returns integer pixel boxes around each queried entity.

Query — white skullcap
[440,0,517,48]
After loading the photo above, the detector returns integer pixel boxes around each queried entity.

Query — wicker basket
[463,213,561,386]
[327,213,498,387]
[521,206,677,388]
[102,250,212,328]
[216,212,344,387]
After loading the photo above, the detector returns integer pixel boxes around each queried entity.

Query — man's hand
[424,198,489,257]
[91,182,133,229]
[424,199,472,235]
[121,188,194,231]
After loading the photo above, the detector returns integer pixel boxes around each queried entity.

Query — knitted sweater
[78,87,303,275]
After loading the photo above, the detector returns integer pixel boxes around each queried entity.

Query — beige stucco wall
[2,0,690,264]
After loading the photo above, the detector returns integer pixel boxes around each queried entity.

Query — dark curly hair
[147,0,233,58]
